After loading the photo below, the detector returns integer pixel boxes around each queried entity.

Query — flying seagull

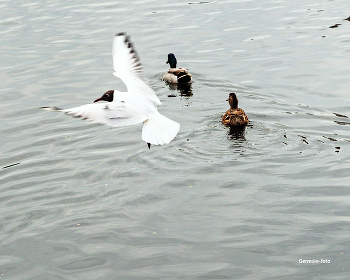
[43,33,180,149]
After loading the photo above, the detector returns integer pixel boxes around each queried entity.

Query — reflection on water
[227,125,247,140]
[165,81,193,97]
[334,112,350,126]
[2,162,21,170]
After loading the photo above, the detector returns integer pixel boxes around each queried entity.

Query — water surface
[1,0,350,279]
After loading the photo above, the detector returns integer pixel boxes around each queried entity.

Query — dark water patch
[2,163,21,170]
[329,23,341,28]
[323,136,338,142]
[334,120,350,125]
[188,1,210,4]
[164,81,193,97]
[334,113,348,118]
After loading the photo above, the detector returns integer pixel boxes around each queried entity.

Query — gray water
[1,0,350,279]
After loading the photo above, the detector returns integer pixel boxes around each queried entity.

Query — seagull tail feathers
[142,112,180,146]
[41,106,63,111]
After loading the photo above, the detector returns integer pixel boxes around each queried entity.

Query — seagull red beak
[94,97,103,103]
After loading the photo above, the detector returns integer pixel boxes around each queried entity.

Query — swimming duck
[43,33,180,149]
[222,93,249,127]
[162,53,192,84]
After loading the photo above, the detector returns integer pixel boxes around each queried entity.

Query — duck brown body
[222,93,249,127]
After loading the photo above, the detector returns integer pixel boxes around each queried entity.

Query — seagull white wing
[112,33,161,106]
[61,101,147,127]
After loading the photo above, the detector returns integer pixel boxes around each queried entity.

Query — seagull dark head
[227,93,238,109]
[94,90,114,103]
[166,53,177,68]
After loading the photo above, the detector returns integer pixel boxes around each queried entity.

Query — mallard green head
[166,53,177,68]
[228,93,238,109]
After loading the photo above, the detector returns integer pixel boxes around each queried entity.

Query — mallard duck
[222,93,249,127]
[43,33,180,149]
[162,53,192,84]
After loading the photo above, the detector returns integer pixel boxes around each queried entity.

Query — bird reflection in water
[166,82,193,97]
[227,125,247,141]
[226,125,249,154]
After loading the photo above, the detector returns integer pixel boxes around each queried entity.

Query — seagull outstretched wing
[112,33,161,106]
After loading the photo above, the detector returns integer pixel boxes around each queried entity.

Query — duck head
[227,93,238,109]
[94,90,114,103]
[166,53,177,68]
